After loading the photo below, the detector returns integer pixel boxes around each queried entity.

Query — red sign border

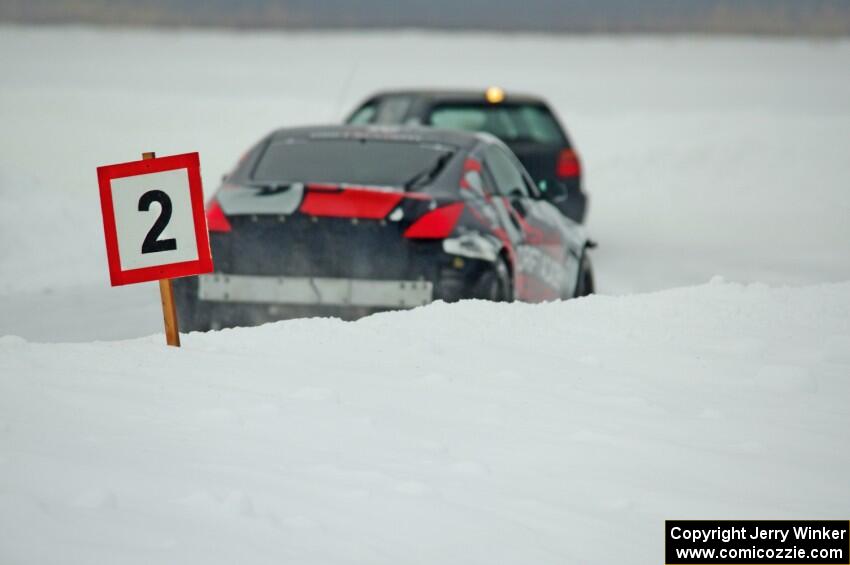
[97,152,213,286]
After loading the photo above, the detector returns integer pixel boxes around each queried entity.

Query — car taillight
[205,199,231,233]
[403,203,464,239]
[556,148,582,178]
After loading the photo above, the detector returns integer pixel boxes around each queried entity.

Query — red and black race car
[346,87,587,223]
[175,125,594,331]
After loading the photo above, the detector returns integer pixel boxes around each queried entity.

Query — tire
[574,253,595,298]
[475,257,514,302]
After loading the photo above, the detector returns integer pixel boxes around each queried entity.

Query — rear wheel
[476,257,513,302]
[574,254,594,297]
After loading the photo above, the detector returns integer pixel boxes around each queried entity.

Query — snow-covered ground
[1,25,850,564]
[2,281,850,564]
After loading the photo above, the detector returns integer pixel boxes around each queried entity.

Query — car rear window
[429,103,565,144]
[347,96,415,125]
[347,103,376,124]
[251,138,454,188]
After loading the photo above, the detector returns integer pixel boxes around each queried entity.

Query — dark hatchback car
[175,125,594,331]
[345,88,587,223]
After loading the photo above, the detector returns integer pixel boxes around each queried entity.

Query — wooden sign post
[97,151,213,347]
[142,151,181,347]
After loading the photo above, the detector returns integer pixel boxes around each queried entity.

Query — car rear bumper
[174,254,491,331]
[174,211,509,330]
[562,183,587,223]
[198,273,433,309]
[545,178,587,223]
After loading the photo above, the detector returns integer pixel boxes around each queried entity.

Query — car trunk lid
[206,183,449,280]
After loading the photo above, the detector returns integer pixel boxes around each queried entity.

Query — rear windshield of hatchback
[428,103,565,144]
[251,138,454,188]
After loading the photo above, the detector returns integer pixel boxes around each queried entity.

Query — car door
[482,144,579,300]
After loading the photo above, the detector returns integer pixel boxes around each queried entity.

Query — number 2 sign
[97,152,213,286]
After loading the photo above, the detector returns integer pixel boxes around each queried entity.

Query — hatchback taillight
[556,148,582,178]
[205,199,231,233]
[403,203,464,239]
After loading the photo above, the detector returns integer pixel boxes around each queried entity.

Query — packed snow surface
[2,281,850,564]
[1,27,850,341]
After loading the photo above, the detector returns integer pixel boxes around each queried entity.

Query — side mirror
[507,189,528,216]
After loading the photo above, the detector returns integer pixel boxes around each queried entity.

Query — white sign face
[110,168,199,271]
[98,152,212,286]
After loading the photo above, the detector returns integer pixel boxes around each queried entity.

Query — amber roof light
[485,86,505,104]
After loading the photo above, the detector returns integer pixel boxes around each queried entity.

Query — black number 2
[138,190,177,254]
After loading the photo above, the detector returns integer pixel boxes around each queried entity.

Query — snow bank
[2,280,849,564]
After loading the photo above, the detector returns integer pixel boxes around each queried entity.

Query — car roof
[360,88,548,106]
[269,124,492,150]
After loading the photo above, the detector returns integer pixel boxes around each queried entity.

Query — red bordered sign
[97,152,213,286]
